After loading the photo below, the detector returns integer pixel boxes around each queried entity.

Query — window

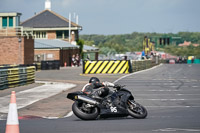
[56,31,69,39]
[64,31,69,38]
[15,17,19,26]
[9,17,13,27]
[2,17,7,28]
[56,31,62,39]
[47,54,53,59]
[34,31,47,39]
[36,32,40,38]
[2,17,14,28]
[42,32,46,38]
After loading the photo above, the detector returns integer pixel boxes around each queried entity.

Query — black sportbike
[67,85,147,120]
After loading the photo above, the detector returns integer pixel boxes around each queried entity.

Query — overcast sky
[0,0,200,35]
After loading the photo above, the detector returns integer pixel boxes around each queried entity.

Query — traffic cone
[64,62,67,67]
[5,91,20,133]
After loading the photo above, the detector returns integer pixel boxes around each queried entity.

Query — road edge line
[113,63,163,83]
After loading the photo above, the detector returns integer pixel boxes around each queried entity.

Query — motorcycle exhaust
[77,95,99,105]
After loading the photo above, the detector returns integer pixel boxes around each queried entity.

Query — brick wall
[34,49,60,61]
[47,31,56,39]
[24,37,34,64]
[0,36,34,65]
[35,48,80,66]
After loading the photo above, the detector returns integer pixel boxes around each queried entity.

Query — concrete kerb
[0,81,76,120]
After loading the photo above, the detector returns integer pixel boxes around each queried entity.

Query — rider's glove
[114,84,121,90]
[102,81,115,87]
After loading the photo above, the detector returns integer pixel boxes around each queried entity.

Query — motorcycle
[67,84,147,120]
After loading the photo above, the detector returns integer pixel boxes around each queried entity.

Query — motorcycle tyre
[127,101,148,119]
[72,101,99,120]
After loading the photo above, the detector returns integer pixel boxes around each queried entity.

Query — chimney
[45,0,51,10]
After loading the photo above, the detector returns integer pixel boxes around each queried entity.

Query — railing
[0,26,34,38]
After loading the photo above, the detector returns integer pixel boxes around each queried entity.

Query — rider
[81,77,120,98]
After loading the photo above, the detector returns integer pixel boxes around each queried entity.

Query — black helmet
[89,77,100,83]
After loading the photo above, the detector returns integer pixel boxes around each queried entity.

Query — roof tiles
[21,10,80,28]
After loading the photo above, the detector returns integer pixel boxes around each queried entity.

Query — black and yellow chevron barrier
[83,60,132,74]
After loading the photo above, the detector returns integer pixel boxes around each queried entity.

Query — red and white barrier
[5,91,20,133]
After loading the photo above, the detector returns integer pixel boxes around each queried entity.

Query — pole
[69,13,71,43]
[76,15,79,25]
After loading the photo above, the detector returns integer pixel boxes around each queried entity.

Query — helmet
[89,77,100,83]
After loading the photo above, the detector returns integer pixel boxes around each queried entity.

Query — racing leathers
[81,81,115,98]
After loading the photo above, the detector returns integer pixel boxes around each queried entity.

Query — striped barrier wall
[83,60,132,74]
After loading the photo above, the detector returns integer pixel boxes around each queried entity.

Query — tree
[80,32,200,56]
[77,40,84,58]
[99,47,117,56]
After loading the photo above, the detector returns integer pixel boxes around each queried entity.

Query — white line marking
[43,117,59,119]
[147,89,179,92]
[64,111,73,118]
[149,116,199,118]
[153,128,200,132]
[146,106,200,108]
[135,94,200,96]
[113,64,163,83]
[132,89,200,92]
[192,86,199,88]
[137,99,200,101]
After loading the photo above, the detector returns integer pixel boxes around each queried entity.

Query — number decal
[110,106,117,112]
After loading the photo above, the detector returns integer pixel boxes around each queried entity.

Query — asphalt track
[0,64,200,133]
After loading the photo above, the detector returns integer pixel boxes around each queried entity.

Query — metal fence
[0,26,34,38]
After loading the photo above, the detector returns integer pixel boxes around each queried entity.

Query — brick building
[0,36,34,65]
[0,0,98,66]
[20,2,82,44]
[0,12,34,65]
[19,0,85,65]
[34,39,79,66]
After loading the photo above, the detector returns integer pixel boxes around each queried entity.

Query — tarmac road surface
[0,67,127,118]
[0,64,200,133]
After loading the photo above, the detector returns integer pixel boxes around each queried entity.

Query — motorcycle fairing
[116,89,134,107]
[99,89,133,116]
[67,91,85,100]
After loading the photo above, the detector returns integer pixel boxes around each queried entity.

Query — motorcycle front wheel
[72,101,99,120]
[127,100,147,119]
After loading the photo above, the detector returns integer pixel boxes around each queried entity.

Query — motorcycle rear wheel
[72,101,99,120]
[127,100,147,119]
